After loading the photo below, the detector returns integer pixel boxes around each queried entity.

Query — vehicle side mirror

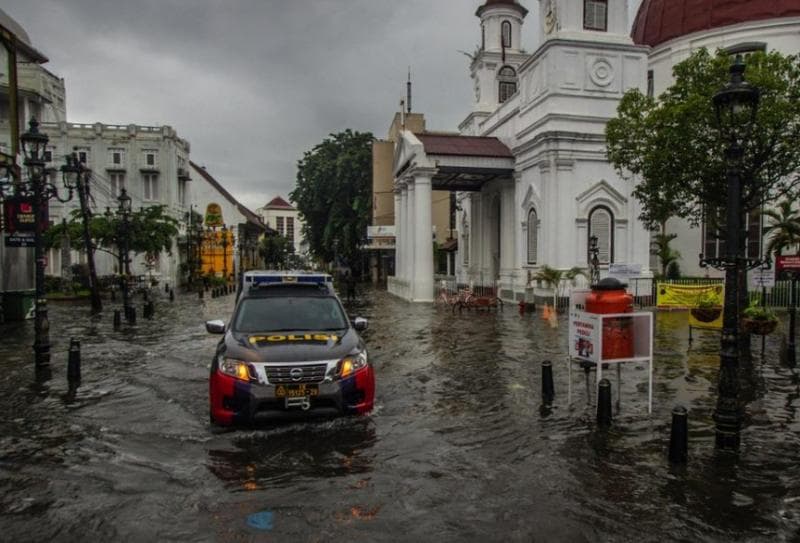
[205,320,226,334]
[353,317,368,332]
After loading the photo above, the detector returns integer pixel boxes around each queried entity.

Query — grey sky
[6,0,643,211]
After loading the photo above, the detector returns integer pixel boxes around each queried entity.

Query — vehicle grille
[265,364,327,384]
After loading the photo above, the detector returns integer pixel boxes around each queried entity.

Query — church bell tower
[467,0,530,125]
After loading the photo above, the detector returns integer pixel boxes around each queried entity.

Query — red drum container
[586,278,634,360]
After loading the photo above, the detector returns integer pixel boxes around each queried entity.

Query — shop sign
[205,202,224,227]
[776,256,800,276]
[5,232,35,247]
[3,196,46,233]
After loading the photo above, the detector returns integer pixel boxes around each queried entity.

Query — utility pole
[63,152,102,313]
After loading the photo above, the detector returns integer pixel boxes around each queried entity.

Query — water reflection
[0,289,798,540]
[207,418,377,490]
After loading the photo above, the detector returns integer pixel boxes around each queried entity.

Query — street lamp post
[0,119,76,377]
[117,188,133,321]
[221,224,229,280]
[589,234,600,286]
[699,56,762,450]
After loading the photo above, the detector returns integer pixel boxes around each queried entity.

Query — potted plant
[691,289,722,323]
[742,301,779,336]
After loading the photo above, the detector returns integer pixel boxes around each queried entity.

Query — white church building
[389,0,800,303]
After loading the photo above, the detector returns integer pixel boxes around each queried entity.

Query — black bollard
[110,289,116,302]
[199,289,204,300]
[597,378,612,427]
[542,360,555,405]
[113,309,121,329]
[129,306,137,324]
[144,301,154,319]
[169,288,175,302]
[67,338,81,385]
[165,283,170,293]
[668,406,689,464]
[143,290,149,302]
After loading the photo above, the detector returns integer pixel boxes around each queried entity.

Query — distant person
[345,270,356,302]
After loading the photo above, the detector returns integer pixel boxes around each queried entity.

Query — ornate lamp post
[699,56,762,449]
[117,188,133,321]
[221,224,230,279]
[0,119,76,377]
[589,234,600,286]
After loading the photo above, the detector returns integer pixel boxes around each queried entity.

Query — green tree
[259,234,293,269]
[763,199,800,257]
[45,205,180,261]
[607,49,800,227]
[290,129,373,270]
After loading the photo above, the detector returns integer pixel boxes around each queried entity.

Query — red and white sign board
[776,256,800,276]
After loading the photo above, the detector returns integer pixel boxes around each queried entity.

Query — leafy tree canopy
[45,205,179,257]
[259,233,293,269]
[607,49,800,229]
[290,129,373,267]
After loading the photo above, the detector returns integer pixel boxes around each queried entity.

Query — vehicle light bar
[243,271,333,287]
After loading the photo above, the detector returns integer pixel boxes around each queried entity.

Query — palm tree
[533,265,587,311]
[650,231,681,277]
[763,200,800,257]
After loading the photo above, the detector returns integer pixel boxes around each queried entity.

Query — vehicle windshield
[233,296,348,333]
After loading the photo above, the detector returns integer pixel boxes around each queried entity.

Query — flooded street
[1,288,799,542]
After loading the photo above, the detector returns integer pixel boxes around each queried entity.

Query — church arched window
[588,206,613,264]
[501,21,512,48]
[498,66,517,103]
[527,208,538,264]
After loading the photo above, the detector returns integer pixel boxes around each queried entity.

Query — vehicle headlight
[218,356,252,382]
[337,350,368,379]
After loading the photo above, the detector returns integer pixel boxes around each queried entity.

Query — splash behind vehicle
[206,271,375,425]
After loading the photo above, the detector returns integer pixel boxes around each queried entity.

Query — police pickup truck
[205,271,375,425]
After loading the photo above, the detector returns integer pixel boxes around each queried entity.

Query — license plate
[275,384,319,398]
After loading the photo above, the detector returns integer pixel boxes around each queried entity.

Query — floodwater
[0,288,799,542]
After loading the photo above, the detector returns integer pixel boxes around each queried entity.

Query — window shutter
[527,209,538,264]
[590,208,612,264]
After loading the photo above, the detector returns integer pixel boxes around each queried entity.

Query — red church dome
[632,0,800,48]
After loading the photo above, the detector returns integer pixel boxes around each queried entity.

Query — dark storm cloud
[5,0,641,209]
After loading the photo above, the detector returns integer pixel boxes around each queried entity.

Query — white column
[406,181,415,292]
[413,174,434,302]
[500,183,515,274]
[393,189,401,278]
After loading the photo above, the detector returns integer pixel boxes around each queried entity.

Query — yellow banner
[656,283,724,329]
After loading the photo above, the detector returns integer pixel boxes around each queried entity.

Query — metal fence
[628,277,795,309]
[433,275,795,310]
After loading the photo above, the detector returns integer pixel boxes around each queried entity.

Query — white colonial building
[389,0,800,303]
[391,0,653,302]
[38,121,192,286]
[256,196,308,257]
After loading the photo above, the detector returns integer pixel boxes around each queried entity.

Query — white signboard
[750,268,775,289]
[568,310,601,363]
[608,263,642,283]
[367,225,395,239]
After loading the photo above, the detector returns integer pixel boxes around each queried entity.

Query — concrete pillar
[413,175,434,302]
[397,187,406,280]
[500,183,515,274]
[406,181,416,291]
[394,188,402,277]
